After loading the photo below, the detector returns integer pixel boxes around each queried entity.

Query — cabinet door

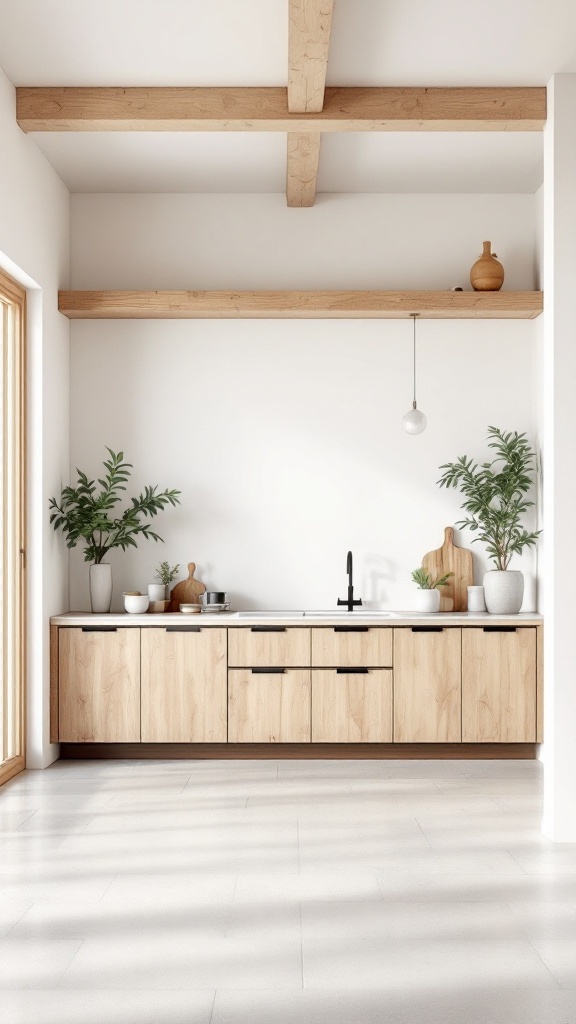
[228,627,310,667]
[393,627,461,742]
[311,627,392,667]
[462,627,536,742]
[228,669,311,742]
[59,627,140,742]
[312,669,392,742]
[141,627,227,742]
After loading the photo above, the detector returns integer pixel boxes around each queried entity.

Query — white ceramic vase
[148,583,167,602]
[483,570,524,614]
[415,588,441,613]
[89,563,113,613]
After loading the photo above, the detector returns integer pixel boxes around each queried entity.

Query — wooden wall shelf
[59,290,543,320]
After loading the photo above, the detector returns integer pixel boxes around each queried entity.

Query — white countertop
[51,611,543,627]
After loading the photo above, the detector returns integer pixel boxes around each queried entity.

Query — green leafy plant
[411,567,454,590]
[49,447,181,564]
[438,426,541,571]
[155,561,180,587]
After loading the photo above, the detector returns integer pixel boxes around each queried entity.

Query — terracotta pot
[470,241,504,291]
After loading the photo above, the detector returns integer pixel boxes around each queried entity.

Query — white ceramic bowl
[180,603,201,615]
[124,594,150,614]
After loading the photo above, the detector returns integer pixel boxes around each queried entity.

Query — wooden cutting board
[422,527,474,612]
[169,562,206,612]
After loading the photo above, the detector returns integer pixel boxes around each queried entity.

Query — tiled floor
[0,757,575,1023]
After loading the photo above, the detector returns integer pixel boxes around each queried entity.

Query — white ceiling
[29,132,543,195]
[0,0,570,194]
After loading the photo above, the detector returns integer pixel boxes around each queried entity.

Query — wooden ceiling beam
[16,86,546,132]
[286,132,322,207]
[58,290,544,320]
[286,0,334,208]
[288,0,334,114]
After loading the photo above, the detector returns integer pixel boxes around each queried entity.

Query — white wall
[541,75,576,841]
[0,65,70,767]
[70,193,539,612]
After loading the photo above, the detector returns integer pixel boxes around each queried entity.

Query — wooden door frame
[0,268,27,786]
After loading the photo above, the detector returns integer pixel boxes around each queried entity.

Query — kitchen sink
[304,610,397,617]
[234,609,397,618]
[235,611,305,618]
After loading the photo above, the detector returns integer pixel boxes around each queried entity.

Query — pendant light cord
[411,313,419,407]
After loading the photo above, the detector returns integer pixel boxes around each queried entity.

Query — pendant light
[401,312,427,435]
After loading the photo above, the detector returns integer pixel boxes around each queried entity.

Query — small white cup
[124,594,150,614]
[467,586,486,612]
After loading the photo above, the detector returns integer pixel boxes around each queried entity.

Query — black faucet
[337,550,363,612]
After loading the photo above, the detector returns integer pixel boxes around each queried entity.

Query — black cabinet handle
[336,667,369,674]
[482,626,517,633]
[333,626,369,633]
[166,626,201,632]
[251,667,286,674]
[81,626,118,632]
[411,626,444,633]
[250,626,287,633]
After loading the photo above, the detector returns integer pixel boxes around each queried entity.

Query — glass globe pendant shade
[401,313,427,434]
[402,401,427,435]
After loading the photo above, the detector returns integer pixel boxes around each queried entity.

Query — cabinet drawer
[312,669,392,742]
[228,627,310,667]
[141,627,227,742]
[228,669,311,742]
[311,627,392,667]
[59,627,140,742]
[462,627,536,742]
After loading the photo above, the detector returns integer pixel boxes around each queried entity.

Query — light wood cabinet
[311,627,392,667]
[52,618,542,749]
[228,669,311,742]
[312,669,392,742]
[393,627,462,742]
[462,627,536,742]
[141,627,227,742]
[228,627,310,667]
[59,627,140,742]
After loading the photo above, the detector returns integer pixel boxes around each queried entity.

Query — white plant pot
[89,563,113,613]
[148,583,167,602]
[415,588,441,613]
[483,570,524,614]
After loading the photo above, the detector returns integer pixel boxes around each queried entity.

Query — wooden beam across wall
[58,290,544,320]
[286,0,334,207]
[16,86,546,132]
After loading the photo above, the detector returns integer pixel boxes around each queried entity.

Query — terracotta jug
[470,241,504,291]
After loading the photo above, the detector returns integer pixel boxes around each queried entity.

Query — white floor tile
[234,872,382,903]
[0,900,32,938]
[211,988,576,1024]
[60,906,302,990]
[302,902,557,989]
[0,989,214,1024]
[0,938,82,988]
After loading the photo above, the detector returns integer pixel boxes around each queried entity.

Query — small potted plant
[149,561,180,605]
[438,426,541,614]
[49,448,181,613]
[411,568,454,613]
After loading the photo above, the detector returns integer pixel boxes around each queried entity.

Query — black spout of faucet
[337,550,363,613]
